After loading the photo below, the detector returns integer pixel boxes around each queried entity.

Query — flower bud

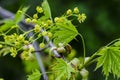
[33,13,38,19]
[34,24,41,32]
[54,17,59,22]
[32,19,37,24]
[66,9,72,15]
[0,44,3,48]
[36,6,43,13]
[73,7,79,13]
[48,32,52,38]
[42,31,48,36]
[25,18,31,23]
[39,43,45,48]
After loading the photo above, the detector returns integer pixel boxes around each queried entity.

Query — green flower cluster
[25,6,54,50]
[66,7,87,23]
[2,33,33,58]
[0,29,35,60]
[0,5,86,61]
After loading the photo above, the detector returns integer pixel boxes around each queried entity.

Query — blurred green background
[0,0,120,80]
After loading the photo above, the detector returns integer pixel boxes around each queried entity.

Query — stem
[106,38,120,46]
[79,53,97,70]
[5,28,13,34]
[0,41,15,47]
[78,33,86,64]
[28,31,48,80]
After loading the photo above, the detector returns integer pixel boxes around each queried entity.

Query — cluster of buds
[66,7,86,23]
[21,44,35,60]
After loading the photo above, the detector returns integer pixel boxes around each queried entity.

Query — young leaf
[27,69,41,80]
[14,6,29,24]
[113,40,120,47]
[53,17,78,46]
[0,19,14,32]
[42,0,52,19]
[96,46,120,79]
[51,58,75,80]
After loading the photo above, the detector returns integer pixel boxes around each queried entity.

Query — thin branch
[28,31,48,80]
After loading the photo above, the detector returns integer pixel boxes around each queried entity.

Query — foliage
[0,0,120,80]
[27,69,41,80]
[51,58,75,80]
[53,17,78,46]
[95,40,120,79]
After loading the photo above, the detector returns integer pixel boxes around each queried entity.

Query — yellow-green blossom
[77,13,86,23]
[73,7,79,13]
[33,13,38,19]
[42,31,48,36]
[66,9,72,15]
[10,47,17,57]
[25,18,31,23]
[34,24,41,32]
[39,43,45,48]
[0,44,3,48]
[36,6,43,13]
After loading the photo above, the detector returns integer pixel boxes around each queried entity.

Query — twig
[28,31,48,80]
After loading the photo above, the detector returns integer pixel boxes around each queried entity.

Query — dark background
[0,0,120,80]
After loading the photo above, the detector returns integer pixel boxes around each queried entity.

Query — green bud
[36,6,43,13]
[47,20,52,25]
[54,17,59,22]
[34,24,41,32]
[42,31,48,36]
[33,13,38,19]
[0,44,3,48]
[66,9,72,15]
[32,19,37,24]
[25,18,31,23]
[48,32,52,38]
[73,7,79,13]
[39,43,45,48]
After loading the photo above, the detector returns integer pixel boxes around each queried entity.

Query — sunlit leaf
[113,40,120,47]
[14,6,29,23]
[23,60,39,73]
[27,69,41,80]
[53,17,78,46]
[96,46,120,79]
[51,58,75,80]
[42,0,51,19]
[0,19,14,32]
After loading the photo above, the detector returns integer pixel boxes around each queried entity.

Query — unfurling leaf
[96,46,120,80]
[51,59,75,80]
[14,6,29,23]
[42,0,51,19]
[27,69,41,80]
[0,19,14,32]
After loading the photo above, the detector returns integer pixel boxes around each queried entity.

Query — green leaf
[23,60,39,73]
[0,47,11,56]
[53,17,78,46]
[14,6,29,23]
[113,41,120,47]
[27,69,41,80]
[96,46,120,79]
[0,7,28,32]
[51,59,75,80]
[0,19,14,32]
[42,0,52,19]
